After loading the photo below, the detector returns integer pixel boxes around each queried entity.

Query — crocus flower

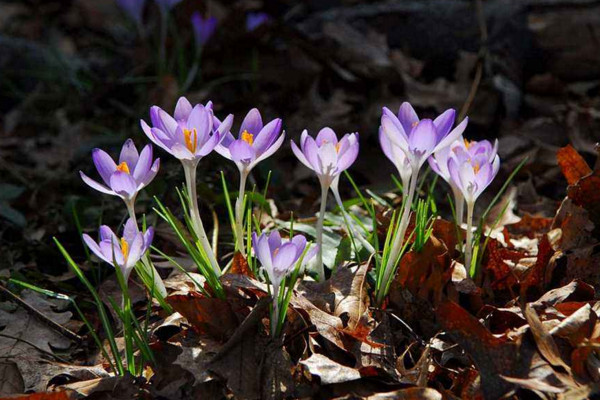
[141,97,232,275]
[83,218,154,281]
[379,126,411,194]
[447,145,500,273]
[80,139,160,206]
[141,98,233,163]
[216,108,284,254]
[429,138,498,224]
[252,230,316,336]
[246,12,270,32]
[191,12,217,48]
[291,128,360,281]
[117,0,146,24]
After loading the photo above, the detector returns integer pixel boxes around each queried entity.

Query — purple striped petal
[174,97,193,121]
[80,171,116,196]
[109,171,138,199]
[119,139,139,171]
[239,108,263,136]
[92,149,117,186]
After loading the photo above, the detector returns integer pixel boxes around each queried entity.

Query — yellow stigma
[335,142,341,153]
[464,139,473,149]
[473,163,481,174]
[116,162,130,174]
[183,128,198,153]
[120,237,129,260]
[241,130,254,145]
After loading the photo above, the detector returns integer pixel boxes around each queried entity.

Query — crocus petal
[143,227,154,252]
[315,127,338,146]
[435,117,469,152]
[253,118,282,154]
[122,218,138,243]
[398,102,420,134]
[109,171,138,199]
[290,235,307,259]
[382,107,409,142]
[99,225,118,243]
[447,158,464,198]
[140,158,160,187]
[433,109,456,140]
[291,140,313,171]
[254,234,274,278]
[381,115,409,151]
[229,139,255,164]
[80,171,116,196]
[171,143,195,160]
[336,139,359,173]
[302,135,321,174]
[119,139,140,171]
[318,142,338,176]
[150,106,178,138]
[239,108,263,136]
[133,144,153,182]
[126,232,145,269]
[272,242,299,272]
[187,104,212,146]
[197,130,220,157]
[92,149,117,186]
[267,230,282,253]
[174,97,193,121]
[99,240,124,266]
[408,119,437,158]
[216,114,234,144]
[251,130,285,167]
[82,234,111,264]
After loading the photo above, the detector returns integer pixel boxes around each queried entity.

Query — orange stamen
[473,163,480,174]
[335,142,341,153]
[183,128,198,153]
[412,121,419,128]
[116,162,130,174]
[464,139,473,149]
[241,130,254,145]
[120,237,129,260]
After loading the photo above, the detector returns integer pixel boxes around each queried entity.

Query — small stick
[0,283,83,343]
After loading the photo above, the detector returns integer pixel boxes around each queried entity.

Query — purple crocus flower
[117,0,146,24]
[380,102,468,169]
[215,108,284,175]
[80,139,160,203]
[447,145,500,205]
[291,128,359,189]
[379,126,411,193]
[83,218,154,280]
[191,13,217,48]
[246,12,270,32]
[141,97,233,162]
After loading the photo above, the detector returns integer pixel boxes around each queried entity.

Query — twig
[0,284,83,343]
[0,333,70,363]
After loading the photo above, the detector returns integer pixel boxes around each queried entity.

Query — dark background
[1,0,599,280]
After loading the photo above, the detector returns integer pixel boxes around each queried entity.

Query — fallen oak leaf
[300,353,361,385]
[524,304,571,373]
[229,252,255,278]
[557,144,592,186]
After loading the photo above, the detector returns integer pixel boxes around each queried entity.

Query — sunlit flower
[191,12,217,48]
[116,0,146,24]
[215,108,284,175]
[80,139,160,202]
[252,230,315,288]
[379,126,411,192]
[83,218,154,280]
[141,97,233,162]
[447,145,500,205]
[380,102,468,168]
[246,12,270,32]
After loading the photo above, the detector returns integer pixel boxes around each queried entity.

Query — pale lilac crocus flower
[376,102,468,305]
[83,218,154,282]
[141,97,233,274]
[252,230,316,336]
[216,108,284,255]
[246,12,270,32]
[379,126,412,197]
[448,144,500,273]
[116,0,146,25]
[291,128,362,281]
[80,139,160,219]
[429,138,498,225]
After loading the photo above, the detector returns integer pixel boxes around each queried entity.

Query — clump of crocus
[252,230,316,337]
[83,218,154,282]
[80,139,160,220]
[377,102,467,304]
[216,109,284,255]
[447,141,500,274]
[141,97,233,274]
[429,138,498,225]
[291,128,359,281]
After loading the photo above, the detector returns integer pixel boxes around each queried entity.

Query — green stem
[315,182,329,281]
[234,170,249,255]
[183,162,221,274]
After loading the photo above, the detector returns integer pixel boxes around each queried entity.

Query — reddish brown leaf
[166,292,239,340]
[557,144,592,186]
[229,251,255,278]
[508,214,554,238]
[520,234,553,298]
[2,392,74,400]
[482,239,526,290]
[524,304,571,372]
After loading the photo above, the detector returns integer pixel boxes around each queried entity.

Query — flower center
[473,163,480,174]
[120,237,129,260]
[464,139,474,149]
[412,121,419,128]
[184,128,198,153]
[116,162,130,174]
[335,142,341,153]
[241,130,254,145]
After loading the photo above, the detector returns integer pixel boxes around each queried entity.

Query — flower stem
[124,200,167,298]
[270,283,279,338]
[379,165,418,300]
[234,171,249,255]
[452,186,465,226]
[183,162,221,275]
[465,201,475,277]
[331,185,375,255]
[315,182,329,282]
